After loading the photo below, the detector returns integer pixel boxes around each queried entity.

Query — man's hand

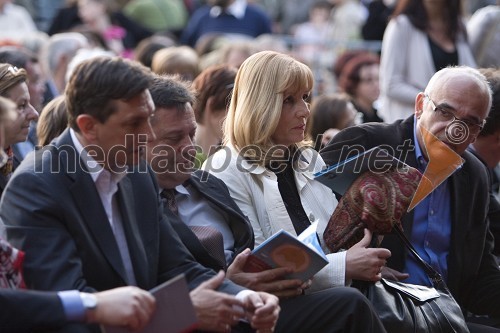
[190,271,245,332]
[88,286,156,332]
[241,291,280,333]
[227,248,304,297]
[346,229,392,281]
[381,266,410,281]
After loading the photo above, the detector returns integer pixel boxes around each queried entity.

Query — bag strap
[393,226,449,290]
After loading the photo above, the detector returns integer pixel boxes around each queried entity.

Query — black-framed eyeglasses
[425,94,486,135]
[0,66,19,82]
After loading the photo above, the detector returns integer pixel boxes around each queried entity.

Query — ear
[415,93,425,119]
[75,114,99,143]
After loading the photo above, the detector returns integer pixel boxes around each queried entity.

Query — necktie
[160,189,226,268]
[161,189,178,215]
[189,225,226,269]
[0,237,26,289]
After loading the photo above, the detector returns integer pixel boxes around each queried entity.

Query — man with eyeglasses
[321,66,500,332]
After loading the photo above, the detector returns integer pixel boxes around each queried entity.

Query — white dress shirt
[176,184,236,263]
[70,129,137,285]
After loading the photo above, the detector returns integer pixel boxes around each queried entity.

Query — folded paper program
[323,167,422,252]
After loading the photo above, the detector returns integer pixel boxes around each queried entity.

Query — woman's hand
[227,249,304,297]
[345,229,391,281]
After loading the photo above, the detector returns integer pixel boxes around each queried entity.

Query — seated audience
[151,46,200,81]
[133,34,177,69]
[203,51,391,293]
[0,95,156,333]
[378,0,475,123]
[321,66,500,332]
[36,95,68,147]
[123,0,188,36]
[50,0,152,57]
[180,0,272,47]
[469,68,500,256]
[145,73,389,333]
[0,64,38,195]
[0,56,279,333]
[40,32,90,98]
[337,52,384,123]
[308,92,359,151]
[0,46,46,160]
[467,5,500,68]
[191,64,237,165]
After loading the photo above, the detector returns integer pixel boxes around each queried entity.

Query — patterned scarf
[0,237,26,289]
[0,147,13,177]
[324,167,422,252]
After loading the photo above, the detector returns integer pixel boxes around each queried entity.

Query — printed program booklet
[102,274,197,333]
[243,222,328,282]
[314,146,410,196]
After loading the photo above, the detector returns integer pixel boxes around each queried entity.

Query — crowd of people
[0,0,499,332]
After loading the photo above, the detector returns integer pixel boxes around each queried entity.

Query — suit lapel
[167,208,225,271]
[447,167,469,292]
[116,177,149,287]
[189,172,254,253]
[58,130,129,284]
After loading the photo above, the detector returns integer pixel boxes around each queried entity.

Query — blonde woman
[203,51,390,292]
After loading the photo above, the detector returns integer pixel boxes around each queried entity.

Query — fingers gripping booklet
[102,274,197,333]
[242,222,328,282]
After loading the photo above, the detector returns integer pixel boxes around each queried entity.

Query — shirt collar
[69,128,126,185]
[413,115,426,170]
[210,0,247,19]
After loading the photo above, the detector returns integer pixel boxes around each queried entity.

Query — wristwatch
[80,292,98,311]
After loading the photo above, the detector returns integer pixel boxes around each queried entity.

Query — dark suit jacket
[0,289,66,332]
[469,149,500,255]
[0,129,244,332]
[320,116,500,317]
[168,170,254,271]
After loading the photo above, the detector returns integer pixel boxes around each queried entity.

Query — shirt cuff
[234,290,255,323]
[235,289,255,302]
[57,290,86,322]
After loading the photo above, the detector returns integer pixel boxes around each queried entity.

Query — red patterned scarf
[324,167,422,252]
[0,237,26,289]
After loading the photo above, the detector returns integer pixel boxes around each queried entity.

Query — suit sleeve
[0,169,95,293]
[0,289,66,331]
[151,172,245,296]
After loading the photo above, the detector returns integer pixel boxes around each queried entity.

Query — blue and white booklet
[243,222,328,282]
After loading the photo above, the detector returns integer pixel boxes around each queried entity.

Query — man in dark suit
[321,66,500,332]
[145,75,389,333]
[0,89,155,333]
[0,57,279,333]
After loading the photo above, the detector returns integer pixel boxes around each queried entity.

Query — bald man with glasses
[321,66,500,333]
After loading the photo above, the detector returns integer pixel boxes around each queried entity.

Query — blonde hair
[151,46,200,81]
[37,96,68,147]
[223,51,313,164]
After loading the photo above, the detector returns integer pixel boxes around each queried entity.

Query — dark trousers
[276,286,387,333]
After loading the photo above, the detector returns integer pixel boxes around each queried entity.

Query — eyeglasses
[0,66,19,82]
[425,94,486,135]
